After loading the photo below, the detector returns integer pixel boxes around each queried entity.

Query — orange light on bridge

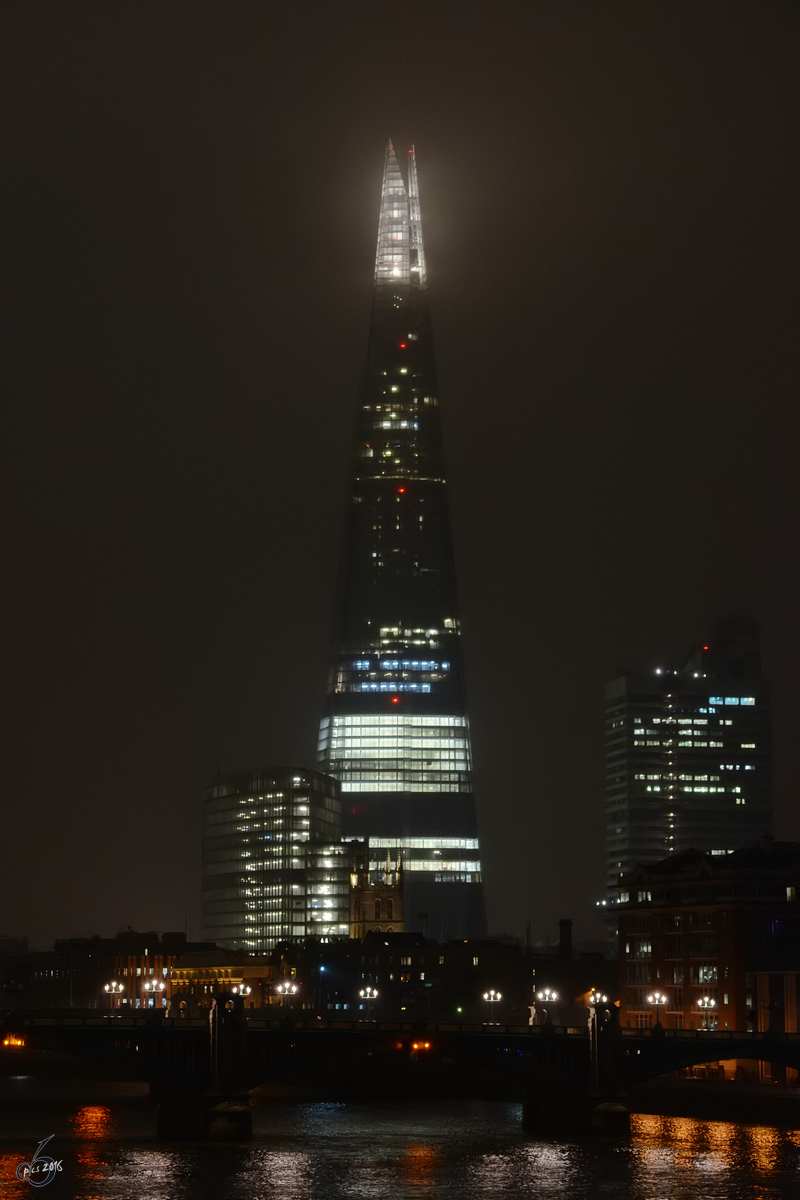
[411,1041,431,1051]
[2,1034,24,1048]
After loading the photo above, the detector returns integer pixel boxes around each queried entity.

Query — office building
[317,143,485,938]
[616,839,800,1080]
[201,767,350,951]
[605,623,772,897]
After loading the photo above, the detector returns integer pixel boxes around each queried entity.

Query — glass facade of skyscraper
[604,626,772,899]
[201,767,350,951]
[318,144,486,939]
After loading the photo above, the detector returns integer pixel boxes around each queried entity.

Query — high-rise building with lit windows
[201,767,350,951]
[604,623,772,899]
[317,143,486,939]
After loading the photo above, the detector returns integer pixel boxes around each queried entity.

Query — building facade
[604,623,771,899]
[349,842,405,939]
[318,143,485,939]
[201,767,350,951]
[23,931,213,1011]
[616,840,800,1075]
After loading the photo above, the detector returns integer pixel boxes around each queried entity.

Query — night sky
[3,3,798,950]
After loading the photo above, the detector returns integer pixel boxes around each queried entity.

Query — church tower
[349,841,405,939]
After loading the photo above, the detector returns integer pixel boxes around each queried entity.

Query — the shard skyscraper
[318,143,486,939]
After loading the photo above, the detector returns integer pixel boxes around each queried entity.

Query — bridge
[4,1000,800,1137]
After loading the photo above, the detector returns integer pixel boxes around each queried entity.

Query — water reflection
[744,1124,780,1174]
[630,1112,798,1196]
[404,1143,439,1188]
[71,1106,116,1139]
[0,1152,28,1194]
[1,1097,800,1199]
[251,1150,313,1197]
[515,1142,581,1195]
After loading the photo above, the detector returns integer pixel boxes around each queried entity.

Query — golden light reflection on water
[70,1106,116,1187]
[631,1111,795,1185]
[71,1106,116,1140]
[0,1151,27,1191]
[744,1125,780,1174]
[633,1113,737,1176]
[404,1142,440,1187]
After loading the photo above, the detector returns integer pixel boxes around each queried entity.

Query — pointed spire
[407,145,427,286]
[375,140,410,285]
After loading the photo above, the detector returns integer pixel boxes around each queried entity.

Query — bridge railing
[619,1027,800,1041]
[4,1012,596,1038]
[244,1018,589,1036]
[6,1013,207,1030]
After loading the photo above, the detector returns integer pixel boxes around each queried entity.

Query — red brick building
[616,840,800,1038]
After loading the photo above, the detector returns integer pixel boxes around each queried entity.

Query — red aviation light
[391,697,400,705]
[398,487,405,494]
[703,645,709,651]
[399,342,407,349]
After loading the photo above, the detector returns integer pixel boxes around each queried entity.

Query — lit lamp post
[483,989,502,1020]
[359,986,378,1020]
[697,996,716,1030]
[144,980,165,1010]
[588,990,609,1089]
[647,991,667,1028]
[104,981,124,1010]
[276,982,298,1010]
[536,988,558,1024]
[232,985,251,1001]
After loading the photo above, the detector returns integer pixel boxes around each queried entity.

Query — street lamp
[232,984,251,1000]
[103,981,124,1010]
[276,983,298,1009]
[359,986,378,1019]
[483,989,502,1020]
[536,988,558,1024]
[697,996,716,1030]
[647,991,667,1027]
[144,980,165,1010]
[588,989,609,1089]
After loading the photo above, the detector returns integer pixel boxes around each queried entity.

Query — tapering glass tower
[318,143,486,939]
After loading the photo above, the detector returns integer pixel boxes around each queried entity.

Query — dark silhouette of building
[603,621,772,904]
[201,767,350,951]
[19,931,215,1010]
[257,922,615,1025]
[318,143,485,939]
[615,838,800,1081]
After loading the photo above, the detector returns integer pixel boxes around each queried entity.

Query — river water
[1,1076,799,1199]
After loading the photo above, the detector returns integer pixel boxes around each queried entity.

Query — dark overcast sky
[2,2,799,949]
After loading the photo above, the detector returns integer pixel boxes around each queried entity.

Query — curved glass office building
[201,767,350,951]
